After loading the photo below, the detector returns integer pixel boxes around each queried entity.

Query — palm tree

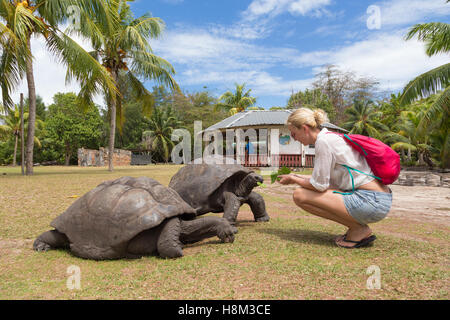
[142,106,181,163]
[379,93,405,128]
[342,100,389,139]
[71,0,178,171]
[400,21,449,133]
[0,104,42,166]
[0,0,117,175]
[385,110,434,167]
[216,83,256,115]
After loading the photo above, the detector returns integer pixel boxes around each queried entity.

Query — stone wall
[78,147,131,167]
[392,171,450,188]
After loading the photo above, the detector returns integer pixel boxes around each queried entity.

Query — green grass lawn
[0,165,448,299]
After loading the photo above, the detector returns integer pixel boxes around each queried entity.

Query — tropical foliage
[0,3,447,169]
[142,106,182,163]
[342,100,388,139]
[0,104,43,166]
[67,0,178,171]
[43,92,103,165]
[0,0,117,175]
[216,83,256,115]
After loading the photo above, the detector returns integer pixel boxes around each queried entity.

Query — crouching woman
[278,108,392,248]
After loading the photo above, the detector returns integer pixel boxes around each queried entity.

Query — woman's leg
[292,188,372,247]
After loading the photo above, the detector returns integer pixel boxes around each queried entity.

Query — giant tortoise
[33,176,237,260]
[169,163,269,225]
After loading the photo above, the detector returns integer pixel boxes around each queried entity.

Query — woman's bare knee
[293,188,308,206]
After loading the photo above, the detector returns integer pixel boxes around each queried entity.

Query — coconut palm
[0,104,43,166]
[342,100,389,139]
[0,0,117,175]
[142,106,182,163]
[400,21,450,132]
[379,93,405,128]
[69,0,178,171]
[216,83,257,115]
[385,110,434,167]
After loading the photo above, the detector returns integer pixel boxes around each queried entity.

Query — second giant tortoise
[169,163,269,225]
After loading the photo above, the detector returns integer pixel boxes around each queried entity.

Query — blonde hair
[287,108,329,129]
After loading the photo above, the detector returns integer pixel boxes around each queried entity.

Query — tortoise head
[236,172,264,197]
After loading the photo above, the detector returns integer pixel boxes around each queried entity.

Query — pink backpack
[328,132,401,189]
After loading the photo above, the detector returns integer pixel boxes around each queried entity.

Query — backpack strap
[332,165,381,195]
[342,134,368,156]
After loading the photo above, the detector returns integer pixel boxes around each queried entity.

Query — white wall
[269,127,303,155]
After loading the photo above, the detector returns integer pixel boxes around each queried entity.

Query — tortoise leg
[33,230,70,252]
[246,192,270,222]
[222,191,242,225]
[180,216,238,245]
[157,218,184,259]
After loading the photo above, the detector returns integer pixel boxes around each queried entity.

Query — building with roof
[204,110,348,168]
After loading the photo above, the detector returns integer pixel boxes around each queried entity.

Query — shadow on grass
[258,228,337,247]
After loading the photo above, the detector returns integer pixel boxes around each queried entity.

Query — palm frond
[45,29,118,110]
[418,86,450,131]
[130,50,178,91]
[399,63,450,106]
[392,142,417,152]
[405,22,450,56]
[122,70,155,117]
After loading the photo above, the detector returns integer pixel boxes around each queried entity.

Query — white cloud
[153,24,449,104]
[369,0,450,28]
[212,0,333,40]
[244,0,332,20]
[321,31,449,90]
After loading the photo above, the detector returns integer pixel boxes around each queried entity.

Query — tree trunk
[407,148,412,162]
[65,144,71,166]
[108,71,118,172]
[25,37,37,176]
[417,152,425,166]
[13,134,18,167]
[20,93,25,175]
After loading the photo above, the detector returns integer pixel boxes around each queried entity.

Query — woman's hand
[277,174,295,185]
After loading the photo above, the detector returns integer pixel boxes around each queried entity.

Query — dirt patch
[389,185,450,225]
[0,239,33,249]
[256,184,450,226]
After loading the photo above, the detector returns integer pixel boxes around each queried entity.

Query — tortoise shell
[169,163,253,211]
[50,176,196,259]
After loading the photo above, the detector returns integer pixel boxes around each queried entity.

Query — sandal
[336,235,377,249]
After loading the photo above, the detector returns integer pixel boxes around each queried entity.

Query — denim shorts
[342,189,393,225]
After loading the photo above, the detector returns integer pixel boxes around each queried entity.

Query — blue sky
[10,0,450,109]
[126,0,450,108]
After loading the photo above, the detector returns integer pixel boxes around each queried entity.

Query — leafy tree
[286,88,336,122]
[379,93,405,128]
[44,92,103,165]
[342,100,389,139]
[114,101,151,150]
[216,83,256,115]
[0,0,117,175]
[73,0,178,171]
[385,109,434,168]
[0,104,42,166]
[154,86,227,135]
[401,21,449,132]
[312,64,380,124]
[143,106,182,163]
[25,95,46,120]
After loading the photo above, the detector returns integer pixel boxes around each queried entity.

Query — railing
[239,154,315,168]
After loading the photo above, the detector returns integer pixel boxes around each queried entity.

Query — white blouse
[310,128,375,192]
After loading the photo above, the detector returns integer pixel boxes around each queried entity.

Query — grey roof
[205,110,348,133]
